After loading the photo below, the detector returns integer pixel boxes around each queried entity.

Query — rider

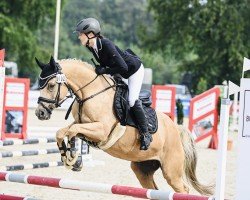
[74,17,152,150]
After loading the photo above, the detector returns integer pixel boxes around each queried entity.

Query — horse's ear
[35,57,47,70]
[49,56,57,70]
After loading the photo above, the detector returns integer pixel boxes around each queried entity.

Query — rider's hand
[113,74,122,79]
[95,66,106,75]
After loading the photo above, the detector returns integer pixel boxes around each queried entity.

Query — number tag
[56,73,67,83]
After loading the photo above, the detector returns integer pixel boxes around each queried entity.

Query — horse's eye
[48,83,55,91]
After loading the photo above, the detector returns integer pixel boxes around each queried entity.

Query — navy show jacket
[87,38,141,79]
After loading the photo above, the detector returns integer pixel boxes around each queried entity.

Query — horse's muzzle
[35,107,51,120]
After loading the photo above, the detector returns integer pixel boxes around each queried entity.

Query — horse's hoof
[71,168,80,171]
[60,156,72,170]
[66,151,79,165]
[63,162,73,170]
[71,166,82,172]
[71,155,83,172]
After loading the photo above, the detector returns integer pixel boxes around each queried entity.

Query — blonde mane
[58,58,95,71]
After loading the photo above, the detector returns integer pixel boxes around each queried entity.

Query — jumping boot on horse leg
[131,100,152,150]
[66,136,83,171]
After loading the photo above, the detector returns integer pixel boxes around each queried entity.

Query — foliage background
[1,0,249,94]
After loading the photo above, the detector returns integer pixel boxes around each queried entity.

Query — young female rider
[74,17,152,150]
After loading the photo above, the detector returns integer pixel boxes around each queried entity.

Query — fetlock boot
[131,100,152,150]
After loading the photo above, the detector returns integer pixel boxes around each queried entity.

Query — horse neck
[60,61,111,99]
[60,61,117,127]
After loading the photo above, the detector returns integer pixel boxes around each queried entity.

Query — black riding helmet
[74,18,101,36]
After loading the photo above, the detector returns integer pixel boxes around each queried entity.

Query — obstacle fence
[0,161,63,171]
[0,171,214,200]
[0,137,60,171]
[0,148,59,158]
[0,194,37,200]
[0,137,56,146]
[0,136,98,171]
[0,154,103,171]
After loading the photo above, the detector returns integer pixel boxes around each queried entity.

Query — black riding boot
[131,100,152,150]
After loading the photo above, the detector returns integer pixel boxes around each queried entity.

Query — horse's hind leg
[131,160,160,189]
[161,158,189,194]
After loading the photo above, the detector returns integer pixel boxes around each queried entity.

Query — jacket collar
[96,37,103,51]
[86,38,102,63]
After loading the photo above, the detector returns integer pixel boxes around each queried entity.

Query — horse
[35,56,213,195]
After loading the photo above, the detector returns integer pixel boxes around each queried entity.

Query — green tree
[61,0,100,45]
[99,0,152,47]
[60,0,182,84]
[60,0,152,50]
[148,0,250,91]
[196,77,208,94]
[1,0,182,85]
[130,45,181,84]
[0,0,59,82]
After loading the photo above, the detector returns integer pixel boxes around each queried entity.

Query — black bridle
[37,63,74,114]
[37,81,73,115]
[38,63,116,122]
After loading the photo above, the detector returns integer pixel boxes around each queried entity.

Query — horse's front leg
[56,124,78,170]
[68,121,108,142]
[66,121,108,165]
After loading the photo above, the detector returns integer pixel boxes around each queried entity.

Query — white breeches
[123,64,145,107]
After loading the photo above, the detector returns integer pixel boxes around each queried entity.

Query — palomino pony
[35,56,213,195]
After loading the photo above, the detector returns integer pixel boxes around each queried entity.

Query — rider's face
[78,33,88,46]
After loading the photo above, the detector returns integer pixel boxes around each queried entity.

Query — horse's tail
[178,125,214,196]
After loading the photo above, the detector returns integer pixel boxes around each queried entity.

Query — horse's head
[35,56,69,120]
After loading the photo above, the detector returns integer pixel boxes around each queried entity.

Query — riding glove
[95,66,107,75]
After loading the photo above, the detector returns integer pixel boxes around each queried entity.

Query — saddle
[113,77,158,134]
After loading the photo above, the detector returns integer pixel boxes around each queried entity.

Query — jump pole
[0,161,63,171]
[0,137,56,146]
[0,148,59,158]
[0,194,37,200]
[0,172,214,200]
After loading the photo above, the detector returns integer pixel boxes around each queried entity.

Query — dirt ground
[0,108,238,200]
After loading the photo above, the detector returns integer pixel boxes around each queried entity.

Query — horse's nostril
[40,110,45,117]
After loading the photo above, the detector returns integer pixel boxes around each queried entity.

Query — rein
[65,75,116,122]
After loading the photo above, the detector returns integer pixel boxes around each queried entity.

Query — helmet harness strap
[85,32,99,47]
